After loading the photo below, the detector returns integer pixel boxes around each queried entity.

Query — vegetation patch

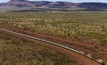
[0,11,107,46]
[0,32,78,65]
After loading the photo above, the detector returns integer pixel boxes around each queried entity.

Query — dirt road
[0,28,101,65]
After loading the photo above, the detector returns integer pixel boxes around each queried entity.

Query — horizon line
[0,0,107,3]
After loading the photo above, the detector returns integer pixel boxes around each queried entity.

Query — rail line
[0,28,104,65]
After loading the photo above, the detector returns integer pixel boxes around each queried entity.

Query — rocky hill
[0,0,107,10]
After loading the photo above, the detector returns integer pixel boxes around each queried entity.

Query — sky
[0,0,107,3]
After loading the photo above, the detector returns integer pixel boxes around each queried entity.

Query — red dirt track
[0,31,101,65]
[0,24,103,65]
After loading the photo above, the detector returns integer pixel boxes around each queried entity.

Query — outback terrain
[0,1,107,65]
[0,11,107,65]
[0,31,79,65]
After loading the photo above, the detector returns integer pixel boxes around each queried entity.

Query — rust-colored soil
[0,24,107,65]
[0,31,101,65]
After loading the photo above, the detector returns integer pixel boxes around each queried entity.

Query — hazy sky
[0,0,107,3]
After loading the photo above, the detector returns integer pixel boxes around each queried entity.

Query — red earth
[0,24,107,65]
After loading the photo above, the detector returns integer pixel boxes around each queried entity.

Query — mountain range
[0,0,107,10]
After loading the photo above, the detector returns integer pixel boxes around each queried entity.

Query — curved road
[0,28,101,65]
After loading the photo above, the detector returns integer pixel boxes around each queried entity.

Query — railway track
[0,28,103,65]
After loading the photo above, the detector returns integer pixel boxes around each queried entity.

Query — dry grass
[0,32,78,65]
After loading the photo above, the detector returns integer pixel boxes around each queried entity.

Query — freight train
[0,28,105,65]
